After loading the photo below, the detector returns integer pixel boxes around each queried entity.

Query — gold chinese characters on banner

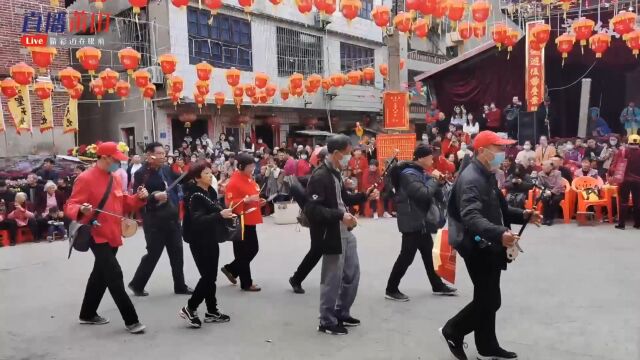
[63,98,79,134]
[383,91,410,130]
[40,97,54,133]
[7,86,32,133]
[526,21,546,111]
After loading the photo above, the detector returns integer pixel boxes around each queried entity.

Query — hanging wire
[547,60,597,91]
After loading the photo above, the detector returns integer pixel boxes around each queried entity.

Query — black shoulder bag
[190,192,241,243]
[68,175,113,258]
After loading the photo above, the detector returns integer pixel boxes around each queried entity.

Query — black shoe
[175,286,194,295]
[79,315,110,325]
[433,284,458,296]
[338,316,360,327]
[221,266,238,285]
[385,290,409,302]
[318,323,348,335]
[204,309,231,323]
[178,306,202,328]
[128,283,149,297]
[439,327,467,360]
[477,347,518,360]
[615,224,626,230]
[289,277,305,294]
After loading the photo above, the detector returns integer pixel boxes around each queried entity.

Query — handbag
[190,192,242,243]
[68,175,113,258]
[609,149,628,186]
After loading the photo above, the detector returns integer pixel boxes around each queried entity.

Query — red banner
[383,91,410,130]
[526,21,545,112]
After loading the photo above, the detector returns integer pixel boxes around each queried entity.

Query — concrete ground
[0,217,638,360]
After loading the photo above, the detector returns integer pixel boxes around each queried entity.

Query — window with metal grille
[340,42,374,72]
[276,27,323,77]
[187,7,252,71]
[358,0,373,19]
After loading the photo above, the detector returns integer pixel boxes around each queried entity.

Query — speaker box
[517,111,538,145]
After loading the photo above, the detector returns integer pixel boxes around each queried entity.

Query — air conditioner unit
[446,32,463,46]
[145,66,164,84]
[314,12,332,29]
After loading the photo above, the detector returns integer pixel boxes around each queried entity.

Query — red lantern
[158,53,178,76]
[363,67,375,83]
[265,83,277,98]
[195,62,214,82]
[413,18,430,39]
[472,22,486,38]
[393,12,412,33]
[379,63,388,79]
[280,87,290,100]
[610,11,636,37]
[244,83,257,98]
[68,84,84,100]
[296,0,313,14]
[420,0,437,15]
[10,62,35,86]
[1,78,19,99]
[346,70,362,85]
[29,47,57,74]
[470,0,490,23]
[129,0,148,14]
[290,73,304,89]
[34,81,53,100]
[115,80,131,100]
[458,21,473,40]
[531,23,551,47]
[90,78,106,100]
[307,74,322,89]
[169,92,181,107]
[99,68,118,93]
[529,37,543,51]
[238,0,254,13]
[226,67,241,87]
[133,69,150,89]
[250,96,260,105]
[322,78,332,90]
[405,0,422,13]
[503,28,520,58]
[625,30,640,57]
[233,86,244,98]
[76,47,101,76]
[371,5,391,28]
[58,67,81,90]
[555,33,575,66]
[331,73,346,87]
[314,0,326,13]
[433,0,448,18]
[194,91,206,109]
[589,33,611,58]
[203,0,223,16]
[271,0,284,6]
[169,75,184,94]
[341,0,362,22]
[233,97,242,112]
[255,72,269,89]
[572,18,595,49]
[214,92,225,110]
[304,80,317,94]
[258,90,269,104]
[447,0,466,23]
[323,0,337,14]
[171,0,189,9]
[142,84,156,100]
[492,23,508,49]
[118,47,141,76]
[196,80,210,96]
[292,85,304,97]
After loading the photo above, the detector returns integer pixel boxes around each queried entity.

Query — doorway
[254,124,274,149]
[171,118,208,149]
[120,127,136,155]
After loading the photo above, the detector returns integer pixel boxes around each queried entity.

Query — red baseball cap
[96,142,128,161]
[473,131,516,150]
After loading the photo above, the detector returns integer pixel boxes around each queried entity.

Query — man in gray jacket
[385,144,457,302]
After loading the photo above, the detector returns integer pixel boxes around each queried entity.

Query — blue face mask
[339,153,351,168]
[489,151,505,170]
[108,162,120,173]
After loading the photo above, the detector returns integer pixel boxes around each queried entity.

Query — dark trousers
[225,225,259,289]
[381,193,394,212]
[541,193,564,220]
[507,119,518,140]
[80,241,139,325]
[443,253,502,354]
[130,218,186,291]
[0,219,18,245]
[386,231,445,292]
[369,200,378,213]
[619,181,640,227]
[188,241,219,312]
[291,239,322,285]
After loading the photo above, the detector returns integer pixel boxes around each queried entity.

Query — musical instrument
[94,209,140,238]
[506,185,544,260]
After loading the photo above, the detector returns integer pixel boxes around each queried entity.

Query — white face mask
[258,139,263,143]
[301,155,308,160]
[523,144,532,150]
[610,139,617,145]
[566,144,574,150]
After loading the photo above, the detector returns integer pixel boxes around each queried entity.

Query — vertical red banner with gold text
[526,21,545,112]
[383,91,410,130]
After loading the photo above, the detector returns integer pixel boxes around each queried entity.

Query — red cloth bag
[432,228,457,284]
[609,148,628,186]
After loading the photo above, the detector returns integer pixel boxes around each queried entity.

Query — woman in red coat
[220,153,264,291]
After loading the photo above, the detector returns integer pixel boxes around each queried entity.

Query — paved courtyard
[1,217,638,360]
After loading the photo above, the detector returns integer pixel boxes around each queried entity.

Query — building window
[358,0,373,19]
[187,7,252,71]
[276,27,323,77]
[340,42,374,72]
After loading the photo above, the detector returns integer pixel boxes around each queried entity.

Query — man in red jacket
[612,134,640,229]
[65,142,148,334]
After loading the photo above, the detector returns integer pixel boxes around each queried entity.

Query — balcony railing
[407,50,449,65]
[410,104,428,114]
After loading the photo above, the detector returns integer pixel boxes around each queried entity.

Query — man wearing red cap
[65,142,149,334]
[439,131,541,360]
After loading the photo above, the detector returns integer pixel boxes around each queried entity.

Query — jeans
[291,239,323,285]
[130,218,186,291]
[187,241,220,312]
[386,231,445,293]
[79,241,139,325]
[319,225,360,326]
[443,252,502,354]
[619,181,640,227]
[225,225,259,289]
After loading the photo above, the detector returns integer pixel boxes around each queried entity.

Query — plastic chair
[536,178,573,224]
[0,230,10,246]
[16,227,34,244]
[572,176,612,223]
[502,188,535,210]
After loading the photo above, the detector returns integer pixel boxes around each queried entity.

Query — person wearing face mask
[562,141,582,166]
[515,140,536,169]
[440,131,541,360]
[537,160,565,226]
[64,142,149,334]
[296,150,312,176]
[534,135,556,166]
[599,137,619,177]
[305,134,379,335]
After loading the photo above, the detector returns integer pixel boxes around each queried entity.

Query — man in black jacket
[129,142,192,296]
[440,131,541,360]
[305,135,378,335]
[385,145,457,302]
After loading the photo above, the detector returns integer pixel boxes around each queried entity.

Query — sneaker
[433,284,458,296]
[318,323,348,335]
[477,347,518,360]
[179,306,202,328]
[383,211,393,218]
[373,213,379,219]
[47,236,54,242]
[125,322,146,334]
[204,309,231,323]
[79,315,110,325]
[385,290,410,302]
[439,327,468,360]
[128,283,149,297]
[221,266,238,285]
[615,224,626,230]
[338,316,360,327]
[241,284,261,292]
[289,277,305,294]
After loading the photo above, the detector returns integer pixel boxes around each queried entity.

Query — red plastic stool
[0,230,10,246]
[16,227,34,244]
